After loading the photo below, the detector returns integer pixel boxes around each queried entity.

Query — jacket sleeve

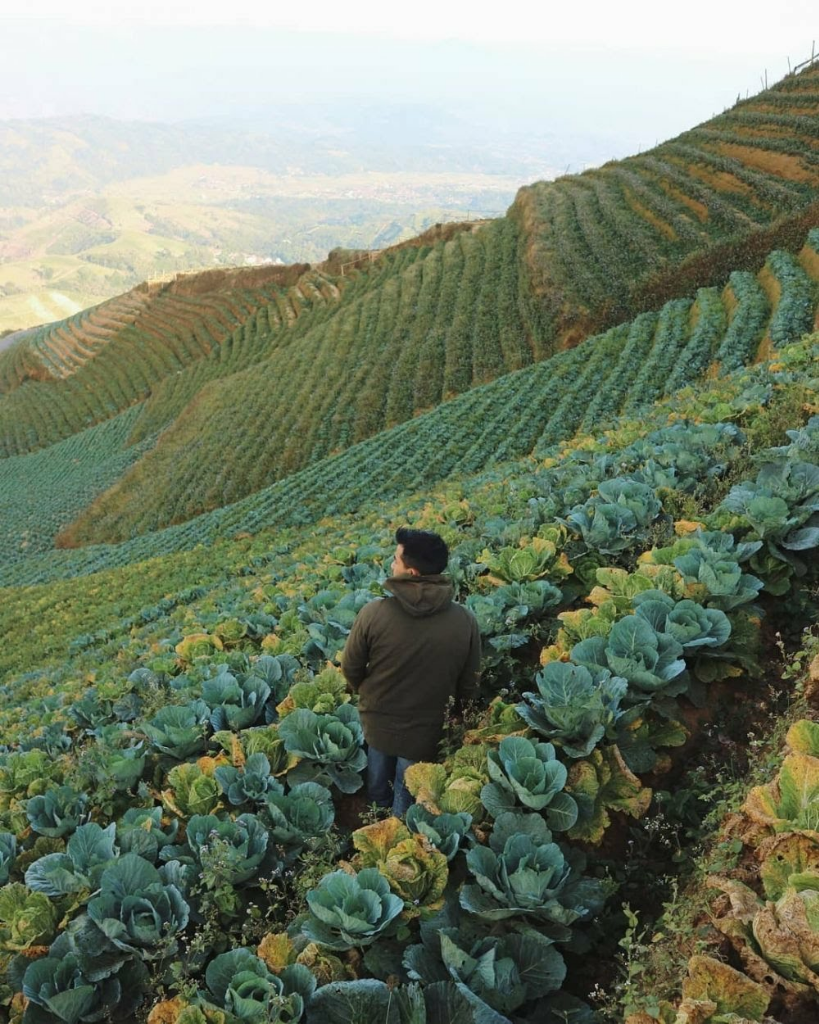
[455,614,482,708]
[340,604,373,693]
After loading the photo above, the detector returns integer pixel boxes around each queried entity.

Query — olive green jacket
[341,574,481,762]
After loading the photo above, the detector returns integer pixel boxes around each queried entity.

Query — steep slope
[0,262,318,456]
[0,228,811,585]
[515,61,819,343]
[0,326,816,1023]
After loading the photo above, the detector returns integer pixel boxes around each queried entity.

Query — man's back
[343,574,480,762]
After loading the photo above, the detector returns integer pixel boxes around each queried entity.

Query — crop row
[59,218,543,545]
[514,62,819,346]
[0,329,816,1023]
[0,276,325,459]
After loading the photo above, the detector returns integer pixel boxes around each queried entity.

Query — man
[342,527,481,816]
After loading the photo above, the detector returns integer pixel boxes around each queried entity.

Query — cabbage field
[0,326,817,1022]
[2,61,819,1024]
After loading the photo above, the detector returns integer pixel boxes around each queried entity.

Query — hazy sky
[2,1,817,160]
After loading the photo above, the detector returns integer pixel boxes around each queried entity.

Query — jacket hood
[384,574,454,617]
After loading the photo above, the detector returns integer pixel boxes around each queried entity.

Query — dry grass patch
[708,141,819,185]
[622,189,677,240]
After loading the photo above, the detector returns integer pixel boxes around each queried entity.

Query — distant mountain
[0,110,559,331]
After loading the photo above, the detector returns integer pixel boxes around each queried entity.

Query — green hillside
[1,64,819,1024]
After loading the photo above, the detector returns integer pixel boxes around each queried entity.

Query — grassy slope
[0,229,805,575]
[2,67,818,555]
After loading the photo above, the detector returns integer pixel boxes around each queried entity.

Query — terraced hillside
[53,228,819,550]
[516,60,819,342]
[0,325,816,1022]
[0,226,812,590]
[0,262,318,456]
[2,67,819,553]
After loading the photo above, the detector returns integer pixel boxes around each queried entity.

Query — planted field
[514,62,819,346]
[48,228,819,557]
[0,265,324,458]
[0,325,816,1023]
[56,218,547,544]
[0,406,154,565]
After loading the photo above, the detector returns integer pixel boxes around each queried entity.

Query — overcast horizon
[2,1,817,168]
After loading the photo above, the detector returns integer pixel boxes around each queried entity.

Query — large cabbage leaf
[517,661,627,758]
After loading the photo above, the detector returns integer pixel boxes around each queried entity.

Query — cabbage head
[142,701,210,760]
[26,785,87,838]
[565,478,662,555]
[163,761,222,817]
[278,705,366,794]
[180,813,273,886]
[275,667,351,719]
[26,822,118,897]
[215,753,281,806]
[632,590,731,650]
[351,817,448,917]
[263,782,335,863]
[85,853,190,959]
[481,736,578,831]
[22,948,148,1024]
[404,750,488,818]
[572,614,687,700]
[517,661,627,758]
[302,867,404,950]
[460,812,607,940]
[405,804,472,862]
[202,947,316,1023]
[202,666,270,732]
[667,530,764,610]
[0,882,58,951]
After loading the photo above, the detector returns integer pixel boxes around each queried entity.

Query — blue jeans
[367,746,416,817]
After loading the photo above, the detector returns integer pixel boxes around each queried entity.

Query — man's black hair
[395,527,449,576]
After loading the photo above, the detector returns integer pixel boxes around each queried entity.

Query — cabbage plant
[0,882,58,951]
[664,530,764,610]
[572,614,687,701]
[202,665,271,731]
[26,822,118,897]
[517,661,627,758]
[215,753,281,806]
[404,905,566,1016]
[173,813,274,886]
[460,812,607,940]
[200,947,316,1023]
[632,591,731,651]
[405,804,472,862]
[22,946,148,1024]
[116,806,179,862]
[84,853,190,960]
[404,749,488,818]
[481,736,578,831]
[278,704,366,793]
[351,817,448,916]
[142,700,210,760]
[163,761,222,817]
[302,867,404,950]
[263,781,335,864]
[564,478,663,555]
[26,785,88,838]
